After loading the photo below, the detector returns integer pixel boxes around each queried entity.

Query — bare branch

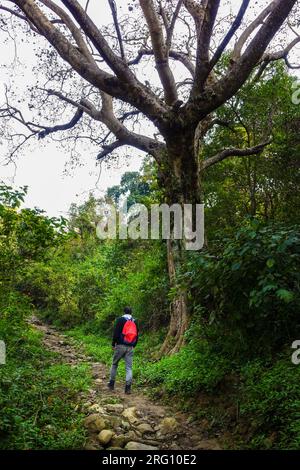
[166,0,183,50]
[107,0,126,61]
[9,0,168,125]
[59,0,131,82]
[202,140,272,171]
[44,89,166,161]
[97,140,127,160]
[184,0,297,125]
[39,0,95,63]
[128,48,195,77]
[232,1,276,61]
[210,0,251,69]
[192,0,220,94]
[38,108,83,139]
[0,4,39,33]
[260,36,300,67]
[0,4,28,21]
[139,0,178,105]
[183,0,206,33]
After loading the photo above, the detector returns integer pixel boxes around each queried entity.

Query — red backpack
[122,320,137,345]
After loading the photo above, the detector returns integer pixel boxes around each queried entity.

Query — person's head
[124,306,132,316]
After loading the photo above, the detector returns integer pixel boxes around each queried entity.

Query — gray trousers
[110,344,134,384]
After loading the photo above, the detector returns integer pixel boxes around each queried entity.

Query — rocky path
[28,315,222,451]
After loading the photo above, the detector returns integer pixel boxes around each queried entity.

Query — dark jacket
[112,315,139,347]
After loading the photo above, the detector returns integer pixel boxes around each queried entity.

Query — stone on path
[122,407,138,424]
[121,420,130,431]
[158,417,178,435]
[123,430,138,443]
[88,404,105,414]
[111,434,126,448]
[105,403,124,413]
[98,429,114,446]
[125,442,158,451]
[136,423,154,435]
[84,414,106,433]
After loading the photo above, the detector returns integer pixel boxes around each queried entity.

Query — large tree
[0,0,299,353]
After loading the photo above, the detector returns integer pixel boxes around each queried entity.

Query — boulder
[88,404,105,414]
[123,430,138,443]
[136,423,154,435]
[105,403,124,413]
[125,442,158,451]
[98,429,115,446]
[107,415,123,429]
[121,421,130,431]
[122,407,138,424]
[158,417,178,435]
[111,434,126,448]
[84,414,106,433]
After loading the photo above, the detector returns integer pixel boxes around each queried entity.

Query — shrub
[186,222,300,358]
[140,341,230,396]
[239,357,300,449]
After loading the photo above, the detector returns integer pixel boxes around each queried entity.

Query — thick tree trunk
[159,239,189,355]
[158,130,202,355]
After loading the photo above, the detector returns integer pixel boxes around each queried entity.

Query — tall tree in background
[0,0,299,353]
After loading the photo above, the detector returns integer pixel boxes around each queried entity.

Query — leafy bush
[186,222,300,358]
[140,341,230,395]
[239,357,300,449]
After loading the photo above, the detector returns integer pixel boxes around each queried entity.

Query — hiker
[108,307,139,395]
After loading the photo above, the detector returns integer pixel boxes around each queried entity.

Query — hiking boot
[125,383,131,394]
[107,380,115,391]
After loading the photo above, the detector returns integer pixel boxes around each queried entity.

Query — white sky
[0,0,299,217]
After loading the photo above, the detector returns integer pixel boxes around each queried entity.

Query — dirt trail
[28,315,222,451]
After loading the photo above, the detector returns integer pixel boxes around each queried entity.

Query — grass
[65,324,229,395]
[65,323,300,450]
[0,319,92,450]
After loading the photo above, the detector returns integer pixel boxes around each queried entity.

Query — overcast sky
[0,0,299,217]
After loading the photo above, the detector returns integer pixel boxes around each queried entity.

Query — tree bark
[158,130,201,355]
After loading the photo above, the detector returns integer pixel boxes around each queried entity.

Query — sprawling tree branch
[201,140,272,171]
[128,48,195,76]
[60,0,135,83]
[1,0,298,167]
[231,1,277,61]
[261,36,300,66]
[39,0,94,63]
[38,107,83,139]
[192,0,220,95]
[108,0,126,61]
[8,0,169,125]
[139,0,178,105]
[42,89,166,161]
[210,0,251,69]
[166,0,183,50]
[184,0,298,125]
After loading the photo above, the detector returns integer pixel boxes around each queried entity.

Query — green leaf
[266,258,275,268]
[276,289,294,303]
[231,262,242,271]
